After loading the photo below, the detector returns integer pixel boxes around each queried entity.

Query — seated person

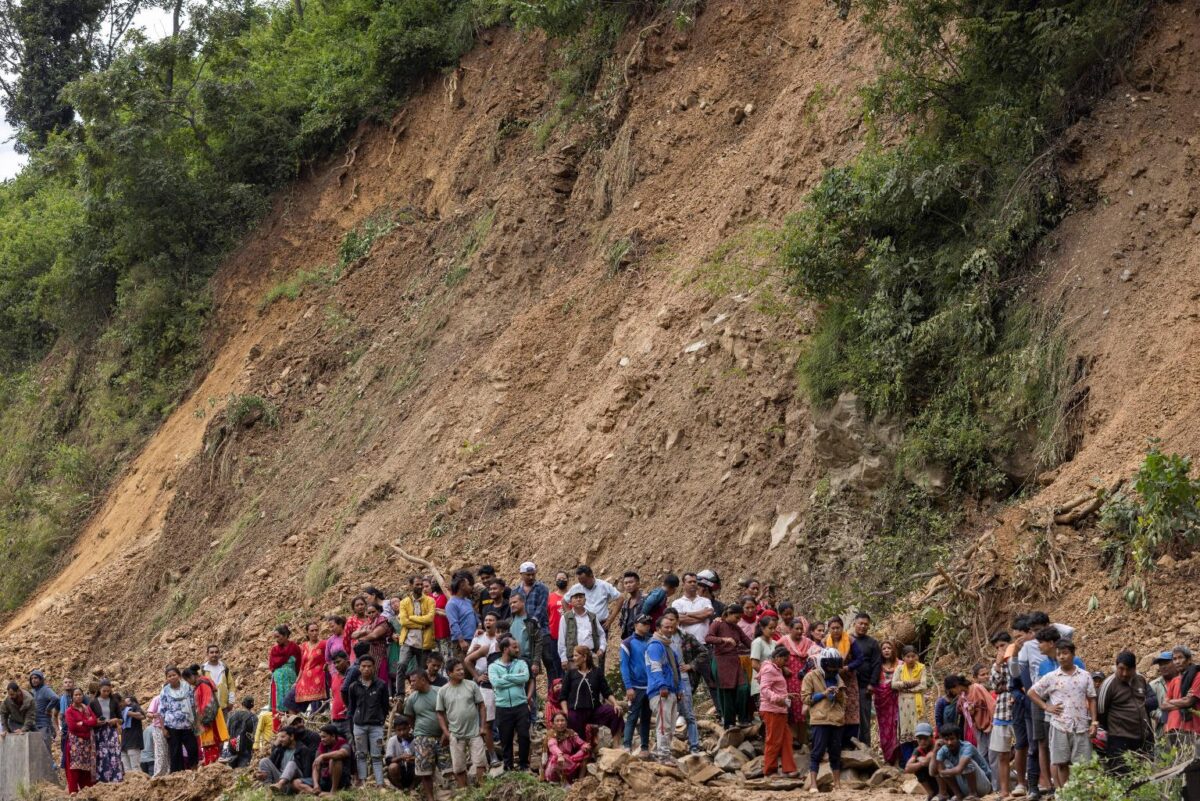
[903,722,939,800]
[932,724,993,800]
[312,724,351,793]
[385,715,417,790]
[256,725,320,794]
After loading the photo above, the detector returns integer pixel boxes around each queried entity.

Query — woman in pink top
[760,645,799,777]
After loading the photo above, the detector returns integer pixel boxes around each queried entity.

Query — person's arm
[49,697,60,734]
[1087,693,1098,733]
[465,644,487,679]
[597,622,607,655]
[410,598,435,627]
[640,589,662,617]
[558,618,568,664]
[620,644,635,691]
[436,711,451,741]
[942,753,970,777]
[845,640,864,673]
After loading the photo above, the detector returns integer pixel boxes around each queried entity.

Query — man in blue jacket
[488,636,531,772]
[645,615,682,765]
[620,615,653,754]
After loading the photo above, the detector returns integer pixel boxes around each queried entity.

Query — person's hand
[441,733,449,747]
[626,689,635,702]
[723,638,736,647]
[1046,703,1064,716]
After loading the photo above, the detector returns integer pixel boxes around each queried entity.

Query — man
[447,574,479,661]
[1149,650,1176,742]
[200,645,236,716]
[672,573,715,697]
[548,571,569,682]
[695,569,725,618]
[328,651,351,741]
[489,635,531,772]
[663,608,704,754]
[507,592,543,717]
[424,653,447,688]
[904,722,939,799]
[932,724,993,800]
[224,696,259,769]
[404,670,443,801]
[397,576,437,689]
[620,614,653,754]
[558,590,607,667]
[1029,640,1096,787]
[1097,650,1156,770]
[487,579,512,622]
[852,612,881,747]
[27,671,58,755]
[987,631,1015,797]
[475,565,498,617]
[346,655,390,787]
[311,724,351,793]
[1,682,36,734]
[466,612,500,765]
[1017,613,1075,799]
[513,561,553,682]
[256,725,320,792]
[436,658,487,788]
[1005,616,1033,797]
[616,571,644,640]
[565,565,621,630]
[385,714,416,790]
[1163,644,1200,801]
[640,573,680,628]
[645,614,683,765]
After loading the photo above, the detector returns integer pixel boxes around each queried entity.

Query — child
[903,722,938,800]
[385,715,416,790]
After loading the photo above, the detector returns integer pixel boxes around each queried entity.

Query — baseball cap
[519,561,537,574]
[1152,651,1174,664]
[915,722,933,737]
[636,614,653,625]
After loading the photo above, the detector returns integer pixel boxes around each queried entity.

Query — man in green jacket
[488,636,530,772]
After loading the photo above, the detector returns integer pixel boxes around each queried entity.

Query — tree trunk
[292,0,303,20]
[165,0,182,95]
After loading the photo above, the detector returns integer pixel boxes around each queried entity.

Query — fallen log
[390,544,449,596]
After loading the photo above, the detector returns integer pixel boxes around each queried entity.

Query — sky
[0,5,174,180]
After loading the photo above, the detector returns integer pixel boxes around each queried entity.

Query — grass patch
[226,394,280,429]
[304,541,340,599]
[444,207,495,287]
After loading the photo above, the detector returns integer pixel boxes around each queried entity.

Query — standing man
[447,574,478,661]
[852,612,881,747]
[201,645,236,717]
[403,671,443,801]
[547,571,569,683]
[328,651,351,742]
[507,594,543,711]
[645,614,683,765]
[346,655,390,787]
[487,579,512,622]
[27,671,59,756]
[620,615,653,754]
[436,658,487,789]
[565,565,621,635]
[1162,645,1200,801]
[475,566,497,617]
[514,561,552,685]
[616,571,644,640]
[640,573,680,628]
[489,635,531,772]
[558,591,607,668]
[397,576,437,685]
[672,573,715,699]
[695,570,725,618]
[1148,651,1176,743]
[1028,640,1096,788]
[1096,650,1156,770]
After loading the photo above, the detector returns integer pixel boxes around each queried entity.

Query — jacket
[487,658,530,709]
[759,659,789,715]
[801,669,846,726]
[558,611,605,662]
[200,662,236,709]
[1,690,36,732]
[398,595,437,651]
[620,633,651,690]
[645,636,681,695]
[346,678,390,727]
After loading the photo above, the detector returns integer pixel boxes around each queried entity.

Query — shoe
[1012,786,1027,797]
[689,747,704,755]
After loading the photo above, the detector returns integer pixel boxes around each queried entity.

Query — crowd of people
[2,562,1198,800]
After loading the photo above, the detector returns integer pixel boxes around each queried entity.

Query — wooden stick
[390,544,449,596]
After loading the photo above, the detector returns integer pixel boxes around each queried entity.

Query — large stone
[902,775,922,794]
[816,761,834,791]
[714,747,749,772]
[738,740,757,759]
[1,734,61,801]
[688,764,726,785]
[740,755,764,779]
[840,746,882,771]
[714,727,744,751]
[595,747,631,774]
[676,753,708,777]
[870,764,903,786]
[743,777,807,791]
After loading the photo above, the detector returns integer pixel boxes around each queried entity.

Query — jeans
[649,692,679,761]
[678,674,700,751]
[354,723,386,786]
[622,689,651,750]
[495,705,531,770]
[395,645,428,683]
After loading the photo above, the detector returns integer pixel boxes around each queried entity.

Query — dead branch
[774,33,800,48]
[1055,491,1095,515]
[936,566,981,602]
[1054,478,1124,525]
[390,544,449,597]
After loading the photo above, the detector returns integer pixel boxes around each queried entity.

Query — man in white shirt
[201,645,236,715]
[670,573,714,643]
[557,591,607,667]
[564,564,621,626]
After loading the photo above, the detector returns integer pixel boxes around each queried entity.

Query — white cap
[519,561,537,574]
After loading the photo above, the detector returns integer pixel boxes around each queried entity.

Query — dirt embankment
[1,0,1198,748]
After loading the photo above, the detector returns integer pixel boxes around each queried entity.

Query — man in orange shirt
[1162,645,1200,801]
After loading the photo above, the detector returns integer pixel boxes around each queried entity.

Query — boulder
[676,754,708,777]
[689,764,726,785]
[714,726,744,751]
[595,747,631,775]
[738,740,757,759]
[840,746,882,771]
[870,765,903,786]
[902,775,922,795]
[743,777,807,791]
[714,747,749,772]
[740,755,764,779]
[621,763,659,794]
[816,762,834,791]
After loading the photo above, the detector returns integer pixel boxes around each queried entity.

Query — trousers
[495,705,531,770]
[763,711,797,775]
[649,692,679,761]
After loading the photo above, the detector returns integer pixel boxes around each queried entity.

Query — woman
[706,604,753,728]
[145,694,169,777]
[88,679,125,783]
[294,622,328,712]
[120,693,145,773]
[343,596,370,648]
[184,665,229,765]
[824,616,862,745]
[159,665,200,772]
[352,604,393,688]
[760,645,798,777]
[777,602,806,638]
[543,711,591,784]
[894,645,929,766]
[873,640,901,765]
[802,647,846,793]
[65,687,99,793]
[545,678,565,729]
[559,646,622,737]
[324,616,347,677]
[781,617,816,741]
[269,625,302,732]
[750,613,780,705]
[806,622,827,666]
[425,577,452,661]
[737,596,759,640]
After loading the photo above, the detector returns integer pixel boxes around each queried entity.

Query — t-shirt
[1100,675,1151,740]
[548,591,565,639]
[1030,667,1096,733]
[1166,669,1200,734]
[671,595,714,642]
[317,736,347,778]
[936,741,991,781]
[1038,655,1085,678]
[436,680,484,739]
[385,735,413,762]
[565,579,621,622]
[468,633,498,682]
[432,592,450,640]
[403,689,441,737]
[750,637,774,695]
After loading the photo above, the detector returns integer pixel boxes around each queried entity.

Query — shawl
[159,682,195,730]
[900,661,926,718]
[826,631,852,659]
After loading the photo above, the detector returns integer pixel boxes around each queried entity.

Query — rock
[714,747,748,772]
[743,777,807,791]
[676,753,708,777]
[902,775,921,794]
[255,568,269,578]
[740,755,764,779]
[744,103,755,116]
[840,747,882,771]
[285,534,300,546]
[683,339,709,355]
[816,761,834,791]
[1120,268,1134,282]
[595,747,631,775]
[730,105,746,124]
[714,726,744,750]
[770,511,799,549]
[738,740,757,759]
[689,763,726,785]
[870,765,903,786]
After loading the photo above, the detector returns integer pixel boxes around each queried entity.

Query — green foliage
[226,394,280,429]
[260,268,330,310]
[1057,753,1181,801]
[783,0,1147,493]
[1101,441,1200,606]
[303,542,340,598]
[453,772,566,801]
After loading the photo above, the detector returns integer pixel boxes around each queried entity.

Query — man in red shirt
[1162,645,1200,801]
[547,571,568,682]
[329,651,351,742]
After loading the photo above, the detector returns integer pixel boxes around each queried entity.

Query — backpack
[198,679,220,726]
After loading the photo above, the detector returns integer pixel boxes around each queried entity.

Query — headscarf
[826,630,852,658]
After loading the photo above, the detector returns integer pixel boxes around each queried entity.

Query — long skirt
[152,727,170,777]
[785,655,807,726]
[94,725,125,783]
[711,654,752,727]
[873,682,900,764]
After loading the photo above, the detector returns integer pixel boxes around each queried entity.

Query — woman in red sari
[343,596,369,652]
[294,622,328,712]
[873,640,901,765]
[64,687,99,793]
[351,603,392,688]
[781,616,816,742]
[269,625,303,732]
